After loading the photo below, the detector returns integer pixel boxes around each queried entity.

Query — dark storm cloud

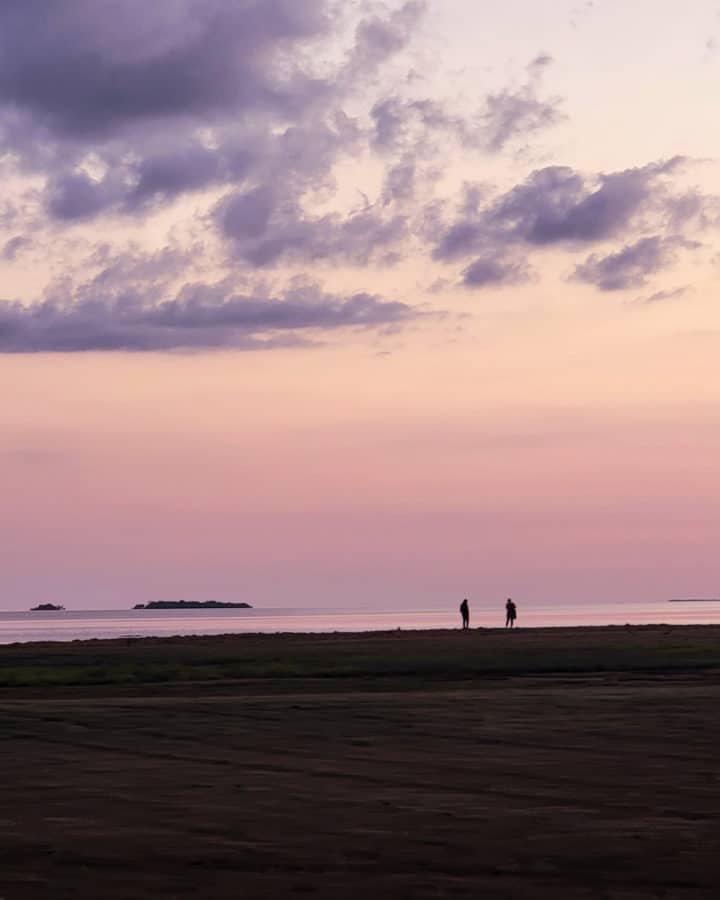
[573,236,697,291]
[0,283,419,353]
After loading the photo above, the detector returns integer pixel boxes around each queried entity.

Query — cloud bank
[0,0,715,351]
[0,283,418,353]
[428,157,715,290]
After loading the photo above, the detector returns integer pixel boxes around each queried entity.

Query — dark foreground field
[2,626,720,899]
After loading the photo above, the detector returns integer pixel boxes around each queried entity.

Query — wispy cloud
[573,237,699,292]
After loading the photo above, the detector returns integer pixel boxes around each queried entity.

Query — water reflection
[1,602,719,645]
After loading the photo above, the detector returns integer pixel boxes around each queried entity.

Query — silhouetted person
[505,598,517,628]
[460,598,470,630]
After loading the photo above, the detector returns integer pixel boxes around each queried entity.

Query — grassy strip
[1,625,720,688]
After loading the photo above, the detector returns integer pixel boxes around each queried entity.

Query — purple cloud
[46,172,116,220]
[0,0,423,235]
[217,184,407,267]
[343,1,427,84]
[2,235,28,261]
[370,55,562,155]
[641,286,692,304]
[480,54,564,152]
[461,254,531,289]
[490,158,684,245]
[573,236,697,291]
[427,158,708,290]
[0,281,420,353]
[0,0,332,139]
[432,158,686,262]
[381,158,418,206]
[0,0,711,317]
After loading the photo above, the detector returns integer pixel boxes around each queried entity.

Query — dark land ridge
[2,624,720,899]
[29,603,64,611]
[670,598,720,602]
[133,600,252,610]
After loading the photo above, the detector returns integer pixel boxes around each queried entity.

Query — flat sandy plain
[2,625,720,899]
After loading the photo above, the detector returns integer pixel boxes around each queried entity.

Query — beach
[2,625,720,898]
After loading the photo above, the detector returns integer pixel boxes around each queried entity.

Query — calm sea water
[1,601,719,645]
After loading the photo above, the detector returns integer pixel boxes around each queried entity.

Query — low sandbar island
[133,600,252,610]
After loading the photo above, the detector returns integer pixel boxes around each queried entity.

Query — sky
[1,0,719,610]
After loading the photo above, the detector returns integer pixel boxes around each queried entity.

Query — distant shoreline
[2,605,719,647]
[3,621,720,651]
[669,599,720,603]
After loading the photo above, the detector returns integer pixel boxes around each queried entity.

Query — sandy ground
[2,628,720,898]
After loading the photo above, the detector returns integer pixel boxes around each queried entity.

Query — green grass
[1,625,720,689]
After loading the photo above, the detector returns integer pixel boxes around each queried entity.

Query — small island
[669,598,720,603]
[30,603,65,611]
[133,601,252,610]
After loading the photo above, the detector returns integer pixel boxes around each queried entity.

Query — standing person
[460,598,470,630]
[505,598,517,628]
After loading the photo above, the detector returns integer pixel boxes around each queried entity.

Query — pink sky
[1,1,719,609]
